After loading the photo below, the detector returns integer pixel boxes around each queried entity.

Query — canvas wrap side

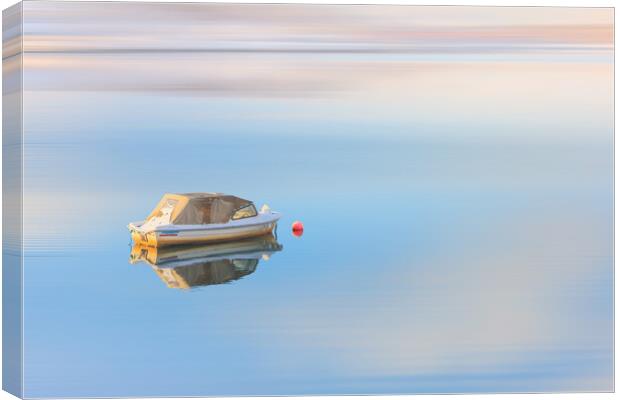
[3,2,23,398]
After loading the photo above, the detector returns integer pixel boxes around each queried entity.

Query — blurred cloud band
[22,3,612,53]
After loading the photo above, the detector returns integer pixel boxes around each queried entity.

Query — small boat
[128,192,281,247]
[129,234,283,289]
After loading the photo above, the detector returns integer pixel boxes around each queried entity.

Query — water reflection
[129,234,282,289]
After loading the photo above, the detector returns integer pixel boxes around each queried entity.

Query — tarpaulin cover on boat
[146,193,253,225]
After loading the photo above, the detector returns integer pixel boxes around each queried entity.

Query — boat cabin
[144,192,258,227]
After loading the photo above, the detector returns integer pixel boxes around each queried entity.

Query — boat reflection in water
[129,234,282,290]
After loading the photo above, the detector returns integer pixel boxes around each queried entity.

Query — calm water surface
[20,49,613,396]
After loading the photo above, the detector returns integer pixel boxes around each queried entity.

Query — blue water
[18,49,613,397]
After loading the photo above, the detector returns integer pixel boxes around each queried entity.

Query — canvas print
[2,2,614,398]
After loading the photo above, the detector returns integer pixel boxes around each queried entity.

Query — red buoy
[292,221,304,237]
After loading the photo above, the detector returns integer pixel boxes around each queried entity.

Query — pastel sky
[17,3,614,146]
[20,3,613,52]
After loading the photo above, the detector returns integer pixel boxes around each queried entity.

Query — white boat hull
[128,212,281,247]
